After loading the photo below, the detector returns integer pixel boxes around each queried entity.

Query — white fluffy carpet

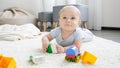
[0,32,120,68]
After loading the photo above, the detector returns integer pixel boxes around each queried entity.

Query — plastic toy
[65,45,81,63]
[46,44,53,53]
[46,40,57,54]
[0,54,16,68]
[29,55,44,64]
[81,51,97,64]
[64,46,97,64]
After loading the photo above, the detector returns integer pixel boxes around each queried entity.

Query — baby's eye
[63,17,67,19]
[71,17,75,20]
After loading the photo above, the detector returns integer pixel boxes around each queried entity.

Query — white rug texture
[0,32,120,68]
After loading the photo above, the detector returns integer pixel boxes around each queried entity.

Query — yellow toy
[81,51,97,64]
[0,54,16,68]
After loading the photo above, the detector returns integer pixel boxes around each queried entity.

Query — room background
[0,0,120,30]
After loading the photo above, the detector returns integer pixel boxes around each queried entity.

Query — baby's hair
[59,6,81,18]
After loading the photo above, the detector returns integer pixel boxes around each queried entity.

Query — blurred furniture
[53,4,88,28]
[38,12,53,31]
[0,7,37,26]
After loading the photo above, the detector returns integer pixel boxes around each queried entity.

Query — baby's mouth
[65,24,71,26]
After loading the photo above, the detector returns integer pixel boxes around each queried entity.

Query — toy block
[81,51,97,64]
[49,39,57,53]
[66,55,75,59]
[0,56,16,68]
[0,54,2,57]
[66,46,78,56]
[75,55,81,63]
[46,44,57,54]
[29,55,44,64]
[65,53,81,63]
[46,44,53,53]
[65,45,81,63]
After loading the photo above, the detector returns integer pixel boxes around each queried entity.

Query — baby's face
[59,7,81,31]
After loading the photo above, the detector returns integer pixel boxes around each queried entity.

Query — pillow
[0,7,37,25]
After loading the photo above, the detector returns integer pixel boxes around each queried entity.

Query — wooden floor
[91,29,120,43]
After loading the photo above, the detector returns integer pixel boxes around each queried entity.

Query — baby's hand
[56,45,65,53]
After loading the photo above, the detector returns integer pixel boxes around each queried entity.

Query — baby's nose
[66,18,71,22]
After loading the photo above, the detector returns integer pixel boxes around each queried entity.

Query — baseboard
[102,27,120,30]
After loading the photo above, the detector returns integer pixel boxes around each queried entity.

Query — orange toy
[81,51,97,64]
[0,54,16,68]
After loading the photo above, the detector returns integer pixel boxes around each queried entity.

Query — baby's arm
[56,40,82,53]
[64,40,82,53]
[73,40,82,52]
[42,33,53,52]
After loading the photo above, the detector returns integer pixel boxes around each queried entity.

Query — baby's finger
[43,48,47,52]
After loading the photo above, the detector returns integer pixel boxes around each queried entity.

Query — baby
[42,6,94,53]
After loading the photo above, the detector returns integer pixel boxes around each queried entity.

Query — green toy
[29,56,33,62]
[46,44,52,53]
[46,40,57,54]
